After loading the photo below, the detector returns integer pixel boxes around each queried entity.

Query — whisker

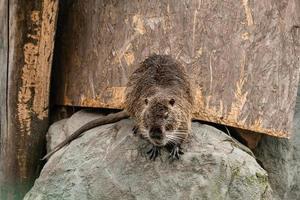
[172,131,187,135]
[172,132,187,135]
[166,139,178,146]
[166,135,181,140]
[174,129,188,132]
[171,133,187,138]
[166,135,184,142]
[166,135,180,140]
[166,137,177,143]
[172,129,188,132]
[166,140,176,145]
[167,135,186,143]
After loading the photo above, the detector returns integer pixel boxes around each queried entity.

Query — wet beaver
[125,54,194,159]
[43,54,194,160]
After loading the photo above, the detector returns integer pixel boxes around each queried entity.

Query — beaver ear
[169,98,175,106]
[145,98,148,105]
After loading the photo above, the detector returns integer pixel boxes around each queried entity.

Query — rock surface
[254,84,300,200]
[24,110,272,200]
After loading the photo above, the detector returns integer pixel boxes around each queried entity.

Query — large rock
[254,84,300,200]
[24,110,272,200]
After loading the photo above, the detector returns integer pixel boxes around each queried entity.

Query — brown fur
[125,54,194,147]
[43,54,194,160]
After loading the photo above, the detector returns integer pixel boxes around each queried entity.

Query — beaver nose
[150,127,163,140]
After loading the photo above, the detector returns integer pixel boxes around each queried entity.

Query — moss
[210,181,223,200]
[255,172,268,185]
[243,172,268,192]
[245,175,257,185]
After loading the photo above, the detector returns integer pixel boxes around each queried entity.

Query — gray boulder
[254,84,300,200]
[24,110,272,200]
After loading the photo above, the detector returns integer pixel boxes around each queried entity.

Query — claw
[132,126,139,135]
[169,145,184,160]
[147,145,161,160]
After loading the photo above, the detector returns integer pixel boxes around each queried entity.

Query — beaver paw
[132,126,139,135]
[147,145,161,160]
[169,145,184,160]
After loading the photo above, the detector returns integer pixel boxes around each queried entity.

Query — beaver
[42,54,194,160]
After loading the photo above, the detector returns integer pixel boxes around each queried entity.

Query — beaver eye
[145,98,148,105]
[165,124,172,131]
[169,98,175,106]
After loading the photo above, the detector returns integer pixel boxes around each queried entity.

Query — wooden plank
[0,0,58,199]
[0,0,9,198]
[53,0,300,138]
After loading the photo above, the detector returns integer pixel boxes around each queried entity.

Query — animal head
[139,95,191,146]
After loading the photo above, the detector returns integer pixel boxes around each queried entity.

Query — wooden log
[0,0,58,199]
[53,0,300,138]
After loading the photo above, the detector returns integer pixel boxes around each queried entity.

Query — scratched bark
[53,0,300,137]
[0,0,58,199]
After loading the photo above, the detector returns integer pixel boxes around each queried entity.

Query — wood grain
[0,0,9,197]
[53,0,300,138]
[0,0,58,199]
